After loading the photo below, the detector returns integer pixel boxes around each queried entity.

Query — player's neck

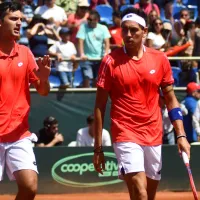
[0,39,15,55]
[124,45,144,60]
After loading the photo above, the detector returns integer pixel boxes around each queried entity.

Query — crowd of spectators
[1,0,198,88]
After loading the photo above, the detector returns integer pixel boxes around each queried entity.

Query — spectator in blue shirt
[182,82,200,143]
[76,10,111,87]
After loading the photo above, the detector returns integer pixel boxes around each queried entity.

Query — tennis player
[0,2,50,199]
[93,7,190,200]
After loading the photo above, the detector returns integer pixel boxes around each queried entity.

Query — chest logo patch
[150,70,156,74]
[18,62,23,67]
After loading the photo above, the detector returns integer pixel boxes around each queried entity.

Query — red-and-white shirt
[97,46,174,146]
[0,42,39,142]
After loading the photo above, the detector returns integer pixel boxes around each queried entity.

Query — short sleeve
[76,130,84,147]
[147,32,155,40]
[76,24,86,39]
[70,42,77,55]
[160,54,174,87]
[102,25,111,39]
[48,43,57,54]
[102,129,111,146]
[96,55,113,91]
[27,48,39,84]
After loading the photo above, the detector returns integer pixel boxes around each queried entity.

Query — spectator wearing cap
[48,28,78,88]
[109,11,123,51]
[34,0,67,27]
[67,0,90,45]
[76,114,111,147]
[35,116,64,147]
[134,0,160,16]
[182,82,200,143]
[76,10,111,87]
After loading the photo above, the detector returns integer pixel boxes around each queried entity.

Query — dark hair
[121,7,147,25]
[89,10,100,21]
[28,14,48,29]
[87,114,94,125]
[195,16,200,26]
[43,116,58,128]
[150,17,163,33]
[112,11,121,18]
[0,1,22,20]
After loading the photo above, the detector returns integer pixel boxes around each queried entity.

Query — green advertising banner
[0,146,200,194]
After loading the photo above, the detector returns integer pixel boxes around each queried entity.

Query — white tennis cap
[121,13,146,27]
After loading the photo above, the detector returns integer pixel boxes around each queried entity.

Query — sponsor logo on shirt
[150,69,156,74]
[18,62,23,67]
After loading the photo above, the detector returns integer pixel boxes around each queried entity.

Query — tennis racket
[182,151,199,200]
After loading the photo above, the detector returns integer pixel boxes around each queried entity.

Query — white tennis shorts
[113,142,162,181]
[0,133,38,181]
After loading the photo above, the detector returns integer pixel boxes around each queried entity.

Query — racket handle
[182,151,189,164]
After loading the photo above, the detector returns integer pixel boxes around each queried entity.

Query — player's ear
[142,27,148,39]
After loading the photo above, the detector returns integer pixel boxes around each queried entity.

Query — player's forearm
[35,80,50,96]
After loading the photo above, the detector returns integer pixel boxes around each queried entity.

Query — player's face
[121,20,147,49]
[0,10,22,40]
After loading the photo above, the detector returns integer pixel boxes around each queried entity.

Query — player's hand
[35,55,51,81]
[93,152,105,175]
[177,137,191,160]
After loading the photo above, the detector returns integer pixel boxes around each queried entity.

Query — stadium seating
[49,68,61,88]
[73,66,83,88]
[95,5,113,25]
[187,5,198,21]
[171,66,182,86]
[182,0,198,6]
[120,4,133,12]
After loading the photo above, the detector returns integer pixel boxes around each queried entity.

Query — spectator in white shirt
[34,0,67,27]
[76,114,111,147]
[48,27,78,88]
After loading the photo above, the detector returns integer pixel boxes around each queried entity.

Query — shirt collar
[0,42,18,58]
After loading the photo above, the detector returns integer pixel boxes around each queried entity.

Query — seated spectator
[182,82,200,143]
[162,21,173,50]
[134,0,160,16]
[76,114,111,147]
[193,17,200,69]
[76,10,111,87]
[146,18,166,51]
[48,28,78,88]
[27,15,60,57]
[148,9,159,29]
[55,0,78,15]
[109,11,123,51]
[172,8,190,46]
[35,116,64,147]
[67,0,90,45]
[34,0,67,27]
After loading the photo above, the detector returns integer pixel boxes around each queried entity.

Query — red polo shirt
[0,42,39,142]
[97,47,174,146]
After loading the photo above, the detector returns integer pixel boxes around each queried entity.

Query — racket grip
[182,151,189,164]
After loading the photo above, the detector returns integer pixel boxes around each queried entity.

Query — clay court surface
[0,192,199,200]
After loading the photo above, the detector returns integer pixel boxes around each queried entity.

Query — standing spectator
[67,0,90,45]
[182,82,200,143]
[35,116,64,147]
[48,28,78,88]
[76,114,111,146]
[76,10,110,87]
[34,0,67,27]
[109,11,123,51]
[146,18,166,51]
[0,2,50,199]
[27,15,60,57]
[134,0,160,16]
